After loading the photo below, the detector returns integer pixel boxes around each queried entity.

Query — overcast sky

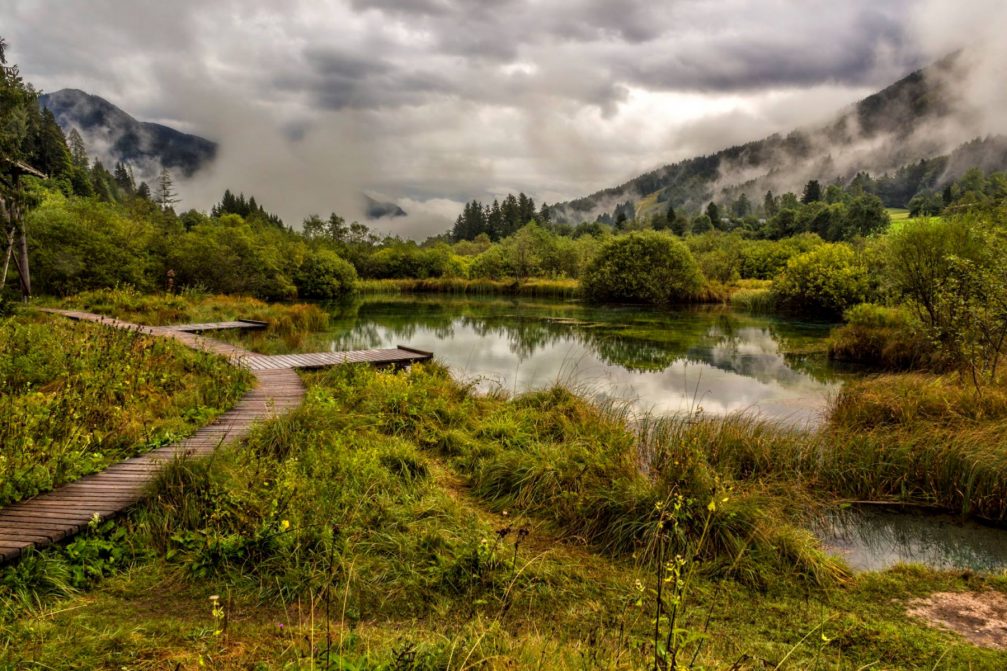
[1,0,997,236]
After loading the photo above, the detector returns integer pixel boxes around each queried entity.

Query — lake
[240,294,1007,572]
[268,294,853,426]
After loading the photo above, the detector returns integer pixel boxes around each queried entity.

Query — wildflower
[280,519,290,531]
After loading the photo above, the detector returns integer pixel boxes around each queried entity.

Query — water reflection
[817,507,1007,572]
[300,295,850,425]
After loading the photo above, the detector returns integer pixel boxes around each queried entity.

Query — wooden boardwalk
[242,346,432,371]
[171,319,268,333]
[0,309,431,564]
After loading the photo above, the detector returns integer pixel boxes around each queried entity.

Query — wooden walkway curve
[0,309,430,564]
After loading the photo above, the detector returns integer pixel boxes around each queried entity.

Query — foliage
[583,231,704,304]
[211,188,284,228]
[828,303,933,369]
[357,277,581,298]
[27,192,157,295]
[295,248,358,299]
[61,287,329,335]
[0,312,249,506]
[880,210,1007,380]
[166,216,301,300]
[772,243,869,317]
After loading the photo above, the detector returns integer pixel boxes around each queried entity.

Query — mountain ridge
[39,88,217,181]
[548,53,1005,224]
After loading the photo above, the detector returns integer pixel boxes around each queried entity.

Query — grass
[0,310,250,506]
[55,286,330,336]
[357,277,582,298]
[665,372,1007,521]
[1,363,1006,668]
[728,279,775,314]
[827,303,936,370]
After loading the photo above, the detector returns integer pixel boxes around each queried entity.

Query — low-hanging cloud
[0,0,999,237]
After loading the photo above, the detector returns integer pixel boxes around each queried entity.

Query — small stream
[816,506,1007,572]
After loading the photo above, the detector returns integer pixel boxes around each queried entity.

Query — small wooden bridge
[0,309,432,564]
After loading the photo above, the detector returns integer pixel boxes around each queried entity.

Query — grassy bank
[2,363,1006,668]
[358,277,582,299]
[0,311,250,506]
[358,277,754,306]
[55,287,330,335]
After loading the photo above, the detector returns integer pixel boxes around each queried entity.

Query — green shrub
[166,217,299,300]
[295,248,357,299]
[828,303,933,370]
[771,243,869,317]
[27,193,156,295]
[582,231,703,304]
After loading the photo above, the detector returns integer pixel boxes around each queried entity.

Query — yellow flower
[280,519,290,531]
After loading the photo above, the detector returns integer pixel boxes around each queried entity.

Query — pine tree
[705,202,721,228]
[155,168,179,210]
[733,193,751,218]
[763,190,778,217]
[537,203,551,226]
[67,128,88,168]
[113,162,135,195]
[801,179,822,204]
[31,108,71,179]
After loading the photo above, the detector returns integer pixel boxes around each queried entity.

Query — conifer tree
[155,167,179,210]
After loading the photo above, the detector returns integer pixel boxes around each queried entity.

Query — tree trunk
[0,229,14,291]
[16,223,30,300]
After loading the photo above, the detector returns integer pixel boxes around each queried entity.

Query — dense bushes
[166,217,300,300]
[772,243,869,317]
[28,194,157,295]
[295,248,358,299]
[868,211,1007,379]
[24,193,359,300]
[583,231,703,304]
[364,243,459,279]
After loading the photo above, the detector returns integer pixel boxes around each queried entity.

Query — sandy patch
[908,591,1007,649]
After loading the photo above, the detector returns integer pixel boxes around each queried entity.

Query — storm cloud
[0,0,995,237]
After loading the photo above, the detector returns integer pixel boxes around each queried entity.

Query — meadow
[3,361,1006,669]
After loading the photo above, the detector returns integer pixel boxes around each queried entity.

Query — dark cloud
[0,0,985,238]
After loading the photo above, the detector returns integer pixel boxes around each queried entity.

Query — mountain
[39,89,217,181]
[364,194,407,219]
[548,53,1005,224]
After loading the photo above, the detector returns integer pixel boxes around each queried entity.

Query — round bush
[295,249,358,299]
[583,231,704,304]
[771,243,868,317]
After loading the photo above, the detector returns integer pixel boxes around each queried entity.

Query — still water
[300,294,849,426]
[817,507,1007,572]
[247,295,1007,572]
